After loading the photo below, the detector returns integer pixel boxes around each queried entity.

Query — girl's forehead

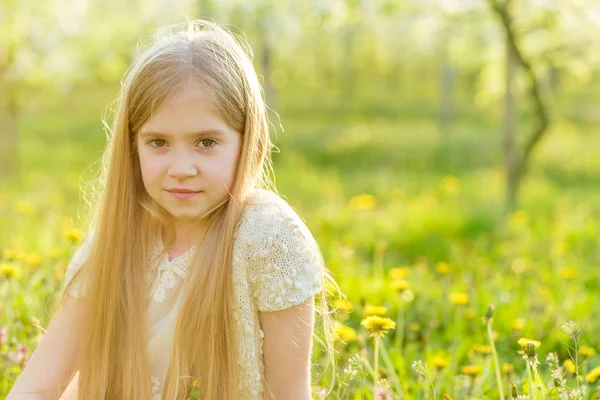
[139,84,230,137]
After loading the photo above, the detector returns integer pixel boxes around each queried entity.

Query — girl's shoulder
[234,188,324,312]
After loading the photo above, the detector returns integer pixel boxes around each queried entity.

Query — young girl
[8,20,338,400]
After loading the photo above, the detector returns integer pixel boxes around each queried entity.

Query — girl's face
[136,82,242,225]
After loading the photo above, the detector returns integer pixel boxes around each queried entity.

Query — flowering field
[1,91,600,399]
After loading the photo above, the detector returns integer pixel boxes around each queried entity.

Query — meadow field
[1,75,599,400]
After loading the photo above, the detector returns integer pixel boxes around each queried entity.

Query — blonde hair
[62,19,339,399]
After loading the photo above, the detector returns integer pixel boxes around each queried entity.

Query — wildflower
[449,292,469,305]
[364,305,387,316]
[333,298,352,312]
[502,363,514,375]
[349,194,376,211]
[0,263,22,279]
[189,379,200,399]
[471,344,492,355]
[435,262,450,274]
[485,304,494,322]
[517,338,541,349]
[2,249,24,261]
[510,381,518,398]
[443,395,453,400]
[390,279,410,292]
[65,228,83,244]
[389,267,410,280]
[559,267,576,280]
[509,210,529,226]
[563,359,576,374]
[433,356,449,369]
[512,319,525,331]
[49,248,62,260]
[461,365,483,376]
[334,323,358,343]
[440,176,460,194]
[360,316,396,338]
[24,254,41,268]
[586,366,600,383]
[579,345,595,357]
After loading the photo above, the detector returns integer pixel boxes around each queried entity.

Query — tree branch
[487,0,550,176]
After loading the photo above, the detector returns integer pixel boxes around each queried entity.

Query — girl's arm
[260,296,315,400]
[6,293,86,400]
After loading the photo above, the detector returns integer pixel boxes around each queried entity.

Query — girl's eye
[149,139,167,148]
[198,138,218,149]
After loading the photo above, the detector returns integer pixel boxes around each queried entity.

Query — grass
[1,83,600,399]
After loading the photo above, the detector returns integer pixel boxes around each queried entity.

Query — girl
[8,19,338,400]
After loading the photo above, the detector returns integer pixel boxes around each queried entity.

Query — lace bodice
[61,188,325,399]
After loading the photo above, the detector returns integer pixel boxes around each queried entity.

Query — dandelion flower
[586,366,600,383]
[440,176,460,194]
[563,359,576,374]
[471,344,492,355]
[364,305,387,316]
[517,338,541,349]
[449,292,469,305]
[333,298,352,312]
[461,365,483,376]
[24,254,41,268]
[3,249,24,261]
[334,323,358,343]
[65,228,83,245]
[579,345,595,358]
[502,363,513,375]
[0,263,22,279]
[433,356,449,369]
[349,194,376,211]
[360,316,396,338]
[435,262,450,274]
[389,267,410,280]
[390,279,410,292]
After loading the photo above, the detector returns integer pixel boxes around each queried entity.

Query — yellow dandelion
[517,338,541,349]
[586,366,600,383]
[433,356,449,369]
[440,176,460,194]
[512,319,525,331]
[435,262,450,274]
[449,292,469,305]
[552,240,568,256]
[189,378,201,399]
[563,359,576,374]
[24,254,42,268]
[333,298,352,312]
[390,279,410,292]
[54,265,64,281]
[559,267,576,280]
[0,263,22,280]
[334,323,358,343]
[509,210,529,226]
[3,249,24,261]
[461,365,483,376]
[349,194,376,211]
[360,316,396,338]
[364,305,387,316]
[389,266,410,280]
[471,344,492,355]
[579,345,595,358]
[49,248,62,260]
[65,228,83,245]
[502,363,513,375]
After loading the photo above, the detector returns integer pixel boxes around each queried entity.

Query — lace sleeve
[62,236,92,299]
[237,194,324,312]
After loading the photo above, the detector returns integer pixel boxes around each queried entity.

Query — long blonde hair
[62,20,338,399]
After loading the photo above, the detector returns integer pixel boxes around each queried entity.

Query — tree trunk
[504,41,518,212]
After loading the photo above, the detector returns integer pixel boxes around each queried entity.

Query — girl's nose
[167,151,198,179]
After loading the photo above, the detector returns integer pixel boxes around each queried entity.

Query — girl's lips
[167,190,201,200]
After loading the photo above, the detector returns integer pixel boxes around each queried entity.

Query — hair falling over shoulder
[61,19,340,399]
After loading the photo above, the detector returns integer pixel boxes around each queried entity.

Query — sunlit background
[2,0,600,398]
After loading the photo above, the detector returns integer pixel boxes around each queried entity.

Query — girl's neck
[161,220,207,259]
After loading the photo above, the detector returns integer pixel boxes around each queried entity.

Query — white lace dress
[61,189,325,399]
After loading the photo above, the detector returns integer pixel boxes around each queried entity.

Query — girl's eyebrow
[139,129,226,139]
